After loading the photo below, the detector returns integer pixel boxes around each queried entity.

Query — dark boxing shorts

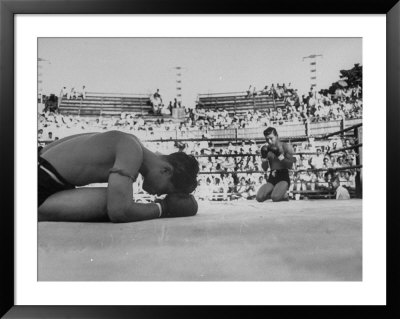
[38,156,75,207]
[267,169,291,187]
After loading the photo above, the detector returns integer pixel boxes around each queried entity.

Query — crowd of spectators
[38,82,361,201]
[182,137,358,201]
[195,84,362,129]
[40,82,363,142]
[59,85,87,101]
[245,82,296,99]
[150,89,189,116]
[38,107,358,200]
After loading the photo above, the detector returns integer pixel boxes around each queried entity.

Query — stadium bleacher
[197,92,286,115]
[58,92,153,117]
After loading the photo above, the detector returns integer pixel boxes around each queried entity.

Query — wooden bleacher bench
[198,93,286,115]
[58,92,153,117]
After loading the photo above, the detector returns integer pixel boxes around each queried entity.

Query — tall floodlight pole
[302,54,323,91]
[173,66,185,105]
[37,58,51,102]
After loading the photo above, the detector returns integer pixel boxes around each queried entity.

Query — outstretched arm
[38,187,160,222]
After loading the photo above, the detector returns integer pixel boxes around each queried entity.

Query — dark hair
[263,127,278,137]
[165,152,199,193]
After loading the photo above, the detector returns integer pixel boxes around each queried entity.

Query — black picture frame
[1,0,399,318]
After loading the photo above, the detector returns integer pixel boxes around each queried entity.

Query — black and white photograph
[37,37,363,282]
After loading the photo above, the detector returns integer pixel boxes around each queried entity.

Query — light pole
[302,54,323,92]
[173,66,185,106]
[38,58,51,103]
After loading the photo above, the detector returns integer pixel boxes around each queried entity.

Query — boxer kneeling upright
[256,127,295,202]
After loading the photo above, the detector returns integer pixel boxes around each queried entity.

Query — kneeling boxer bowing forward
[256,127,295,202]
[38,131,199,222]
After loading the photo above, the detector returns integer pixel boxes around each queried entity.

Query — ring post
[354,126,362,198]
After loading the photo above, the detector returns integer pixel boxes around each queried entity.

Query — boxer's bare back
[38,131,167,222]
[40,131,141,186]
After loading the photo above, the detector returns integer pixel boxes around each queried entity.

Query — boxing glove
[156,193,198,218]
[267,144,283,156]
[260,145,269,159]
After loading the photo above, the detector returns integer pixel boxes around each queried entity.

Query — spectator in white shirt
[310,148,324,169]
[81,85,86,99]
[332,176,350,200]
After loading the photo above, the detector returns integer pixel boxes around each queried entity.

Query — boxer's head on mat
[142,152,199,196]
[263,127,279,146]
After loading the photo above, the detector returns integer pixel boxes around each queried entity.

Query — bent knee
[256,193,268,202]
[271,194,284,202]
[256,195,265,202]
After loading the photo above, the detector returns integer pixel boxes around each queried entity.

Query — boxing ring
[39,200,361,281]
[38,123,362,281]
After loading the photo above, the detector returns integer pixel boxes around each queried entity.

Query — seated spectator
[38,129,43,140]
[316,171,328,190]
[236,177,249,199]
[309,170,317,191]
[333,156,344,168]
[69,87,77,99]
[261,86,270,96]
[301,170,312,191]
[80,85,86,100]
[332,176,350,200]
[293,172,303,192]
[323,156,333,169]
[298,154,310,170]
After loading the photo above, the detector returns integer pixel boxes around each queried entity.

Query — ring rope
[198,165,362,175]
[327,143,362,155]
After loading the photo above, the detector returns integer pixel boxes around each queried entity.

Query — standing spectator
[246,85,253,98]
[338,171,348,187]
[348,171,356,190]
[81,85,86,99]
[310,148,324,169]
[153,88,161,100]
[58,86,67,107]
